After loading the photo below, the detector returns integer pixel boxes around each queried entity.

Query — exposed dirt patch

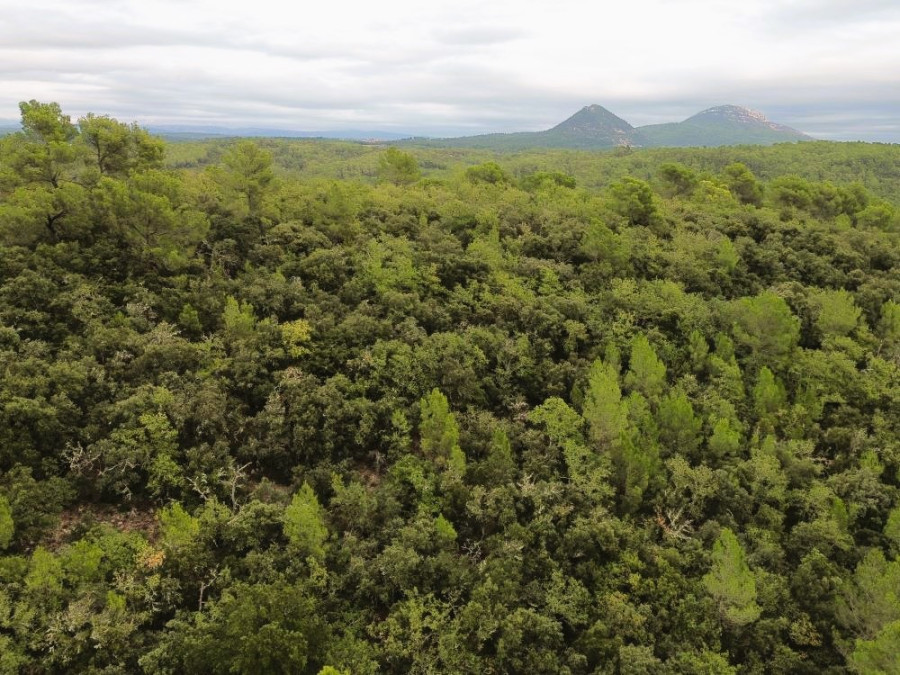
[46,503,159,550]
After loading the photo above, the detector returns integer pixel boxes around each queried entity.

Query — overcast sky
[1,0,898,141]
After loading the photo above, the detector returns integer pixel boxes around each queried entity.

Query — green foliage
[730,292,800,367]
[624,334,666,399]
[657,389,701,458]
[752,366,786,429]
[79,112,164,176]
[707,416,741,458]
[418,389,464,471]
[0,496,12,550]
[607,177,660,228]
[465,161,511,185]
[284,482,329,560]
[519,170,576,191]
[850,620,900,674]
[1,102,899,672]
[281,318,313,358]
[377,147,421,185]
[878,300,900,343]
[810,288,861,339]
[703,528,761,627]
[722,162,763,205]
[221,140,275,216]
[160,502,200,553]
[839,549,900,641]
[142,580,329,674]
[657,162,698,197]
[582,358,625,450]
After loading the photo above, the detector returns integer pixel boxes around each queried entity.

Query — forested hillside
[1,102,900,673]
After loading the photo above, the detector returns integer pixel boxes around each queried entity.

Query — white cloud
[0,0,897,140]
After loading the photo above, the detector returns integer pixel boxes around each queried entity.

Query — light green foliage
[2,104,900,670]
[687,329,710,372]
[839,549,900,639]
[481,427,516,484]
[582,358,625,450]
[716,237,740,273]
[722,162,763,206]
[703,528,761,627]
[177,303,202,335]
[16,100,79,186]
[708,416,741,458]
[884,506,900,553]
[159,502,200,553]
[519,170,576,191]
[147,451,185,500]
[850,620,900,674]
[657,389,701,457]
[811,289,861,339]
[857,202,897,230]
[708,334,745,405]
[281,318,312,358]
[752,366,787,428]
[465,161,511,185]
[730,292,800,367]
[378,147,421,185]
[527,397,584,447]
[0,496,12,550]
[61,539,104,584]
[614,392,662,513]
[624,334,666,399]
[434,514,457,546]
[618,644,663,674]
[25,546,64,597]
[657,162,697,197]
[771,175,814,211]
[78,112,164,177]
[419,389,464,469]
[607,177,659,228]
[581,219,631,274]
[877,300,900,344]
[222,295,256,338]
[284,482,329,560]
[221,140,275,215]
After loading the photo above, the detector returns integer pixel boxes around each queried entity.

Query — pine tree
[284,482,329,560]
[624,334,666,400]
[657,389,701,458]
[583,358,625,450]
[419,389,464,472]
[703,528,760,627]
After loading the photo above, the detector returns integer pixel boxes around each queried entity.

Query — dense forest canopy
[1,101,899,673]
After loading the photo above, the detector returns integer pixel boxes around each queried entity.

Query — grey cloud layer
[0,0,897,141]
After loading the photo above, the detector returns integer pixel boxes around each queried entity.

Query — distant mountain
[146,125,411,142]
[409,105,636,150]
[408,104,812,150]
[544,104,635,146]
[636,105,812,147]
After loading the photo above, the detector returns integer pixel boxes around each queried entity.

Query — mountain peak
[689,105,770,124]
[405,103,811,150]
[685,105,808,138]
[549,104,634,141]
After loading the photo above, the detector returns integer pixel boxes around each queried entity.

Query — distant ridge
[636,105,811,147]
[145,125,411,142]
[410,104,812,150]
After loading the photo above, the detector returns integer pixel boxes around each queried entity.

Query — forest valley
[1,101,900,673]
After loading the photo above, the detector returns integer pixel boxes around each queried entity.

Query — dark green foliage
[2,101,900,673]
